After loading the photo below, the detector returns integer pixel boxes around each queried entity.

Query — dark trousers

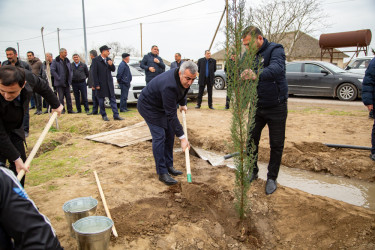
[119,83,130,111]
[247,101,288,180]
[0,134,26,186]
[72,82,89,112]
[33,92,42,112]
[91,89,99,114]
[197,77,213,107]
[23,106,29,133]
[225,95,230,108]
[145,121,174,175]
[372,119,375,154]
[30,95,35,108]
[56,86,73,112]
[98,95,119,118]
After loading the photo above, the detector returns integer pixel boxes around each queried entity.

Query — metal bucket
[63,197,98,238]
[72,216,113,250]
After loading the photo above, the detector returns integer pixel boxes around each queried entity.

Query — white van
[345,56,374,75]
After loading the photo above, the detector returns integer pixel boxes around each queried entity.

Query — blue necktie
[205,60,209,78]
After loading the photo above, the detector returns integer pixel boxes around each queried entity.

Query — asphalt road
[212,89,363,106]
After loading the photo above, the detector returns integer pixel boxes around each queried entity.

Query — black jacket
[137,68,188,137]
[90,56,116,98]
[71,62,89,83]
[0,70,61,162]
[253,38,288,108]
[50,56,72,88]
[197,57,216,85]
[0,167,63,249]
[140,52,166,83]
[2,58,31,71]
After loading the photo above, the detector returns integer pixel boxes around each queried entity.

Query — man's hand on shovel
[181,137,190,152]
[52,104,64,116]
[14,158,29,174]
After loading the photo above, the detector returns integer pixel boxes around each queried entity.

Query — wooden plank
[85,121,152,147]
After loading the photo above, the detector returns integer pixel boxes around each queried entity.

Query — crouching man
[137,61,197,185]
[0,65,63,186]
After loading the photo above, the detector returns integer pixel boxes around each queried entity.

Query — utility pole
[226,0,229,51]
[17,42,20,57]
[140,23,143,57]
[209,6,226,51]
[57,28,61,51]
[82,0,88,64]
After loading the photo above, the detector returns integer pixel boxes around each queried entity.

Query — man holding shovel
[137,61,196,185]
[0,65,63,186]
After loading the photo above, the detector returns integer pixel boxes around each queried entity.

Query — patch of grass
[46,185,59,191]
[328,110,357,116]
[28,156,79,186]
[55,216,64,222]
[49,127,58,133]
[68,126,78,133]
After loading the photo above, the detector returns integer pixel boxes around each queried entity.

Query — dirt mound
[279,142,375,182]
[111,182,260,248]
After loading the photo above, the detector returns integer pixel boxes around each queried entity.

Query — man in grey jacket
[51,48,76,114]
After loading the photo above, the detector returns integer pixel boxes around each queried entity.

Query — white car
[87,64,146,107]
[345,56,373,75]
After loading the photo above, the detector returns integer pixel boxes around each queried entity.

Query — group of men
[138,26,288,196]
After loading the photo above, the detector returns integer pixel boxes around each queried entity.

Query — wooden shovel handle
[181,111,192,182]
[17,112,58,181]
[94,171,118,237]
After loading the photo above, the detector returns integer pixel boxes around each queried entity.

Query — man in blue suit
[137,61,197,185]
[116,53,132,112]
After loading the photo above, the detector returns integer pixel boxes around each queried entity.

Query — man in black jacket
[140,45,166,84]
[2,47,32,138]
[91,45,123,121]
[87,50,99,115]
[71,54,89,113]
[0,66,63,186]
[51,48,76,114]
[137,61,196,185]
[242,26,288,195]
[0,165,63,249]
[195,50,216,109]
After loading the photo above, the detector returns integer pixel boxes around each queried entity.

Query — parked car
[87,62,202,107]
[213,70,227,90]
[87,64,146,107]
[286,61,364,101]
[345,56,373,75]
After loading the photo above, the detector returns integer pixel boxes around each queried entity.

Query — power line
[62,0,205,31]
[0,31,56,43]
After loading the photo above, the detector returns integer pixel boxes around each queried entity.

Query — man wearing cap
[116,53,132,112]
[90,45,123,121]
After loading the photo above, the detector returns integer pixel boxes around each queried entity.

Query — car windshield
[319,61,346,73]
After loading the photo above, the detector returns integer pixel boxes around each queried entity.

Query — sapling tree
[226,0,262,220]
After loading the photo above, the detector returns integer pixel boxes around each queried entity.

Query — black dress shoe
[249,172,258,183]
[102,116,110,121]
[120,109,128,112]
[68,111,77,114]
[209,106,215,110]
[43,110,49,114]
[114,116,124,120]
[265,179,277,195]
[77,110,82,113]
[87,112,98,115]
[167,166,183,176]
[159,173,178,185]
[195,105,200,109]
[35,110,42,115]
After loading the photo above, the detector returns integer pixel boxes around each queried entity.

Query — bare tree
[247,0,327,57]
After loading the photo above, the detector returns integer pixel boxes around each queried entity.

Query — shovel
[181,110,192,183]
[17,112,58,181]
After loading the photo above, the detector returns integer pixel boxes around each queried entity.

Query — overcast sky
[0,0,374,64]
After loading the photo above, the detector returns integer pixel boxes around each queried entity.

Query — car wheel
[337,83,357,101]
[214,77,225,90]
[104,97,111,108]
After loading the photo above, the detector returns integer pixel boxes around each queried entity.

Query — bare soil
[24,96,375,249]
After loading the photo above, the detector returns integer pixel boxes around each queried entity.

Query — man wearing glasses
[137,61,197,186]
[140,45,166,84]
